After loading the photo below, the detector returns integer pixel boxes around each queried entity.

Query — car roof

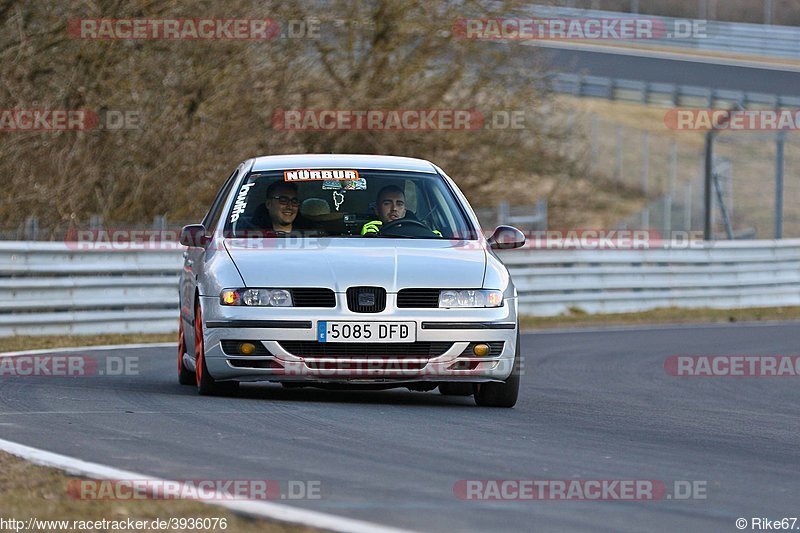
[250,154,438,173]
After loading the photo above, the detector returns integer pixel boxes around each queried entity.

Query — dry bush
[0,0,597,232]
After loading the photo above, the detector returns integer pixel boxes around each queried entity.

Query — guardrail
[502,239,800,316]
[528,5,800,59]
[550,72,800,109]
[0,242,181,337]
[0,240,797,336]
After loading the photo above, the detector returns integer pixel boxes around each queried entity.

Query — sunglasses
[271,195,300,207]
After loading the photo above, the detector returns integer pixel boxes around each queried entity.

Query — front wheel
[473,332,521,408]
[194,301,239,396]
[178,319,196,386]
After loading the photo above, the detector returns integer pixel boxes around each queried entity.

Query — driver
[361,185,441,236]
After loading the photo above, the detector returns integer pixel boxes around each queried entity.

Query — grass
[0,452,314,532]
[521,306,800,330]
[0,333,175,353]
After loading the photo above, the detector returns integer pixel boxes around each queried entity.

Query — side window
[202,168,240,230]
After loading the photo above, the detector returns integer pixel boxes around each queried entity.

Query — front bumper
[198,295,519,384]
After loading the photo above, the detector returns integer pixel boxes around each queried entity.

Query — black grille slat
[228,359,279,368]
[397,289,440,308]
[279,341,452,359]
[291,288,336,308]
[305,361,427,371]
[346,287,386,313]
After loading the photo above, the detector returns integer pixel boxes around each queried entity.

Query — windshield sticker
[322,180,342,190]
[342,178,366,190]
[284,169,359,182]
[229,183,254,223]
[332,190,345,211]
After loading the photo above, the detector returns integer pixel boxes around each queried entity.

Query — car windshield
[223,169,478,239]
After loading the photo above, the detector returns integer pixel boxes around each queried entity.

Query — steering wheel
[380,218,438,237]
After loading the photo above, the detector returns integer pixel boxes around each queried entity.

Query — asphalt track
[537,46,800,97]
[1,323,799,532]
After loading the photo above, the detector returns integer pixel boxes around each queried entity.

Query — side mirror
[180,224,210,247]
[488,225,526,250]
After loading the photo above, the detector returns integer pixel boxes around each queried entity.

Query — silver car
[178,154,525,407]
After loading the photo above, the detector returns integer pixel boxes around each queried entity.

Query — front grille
[278,341,452,359]
[460,342,505,357]
[221,340,272,356]
[291,288,336,308]
[397,288,440,308]
[305,361,427,371]
[346,286,386,313]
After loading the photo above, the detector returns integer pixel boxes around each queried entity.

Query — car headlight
[439,289,503,308]
[220,288,293,307]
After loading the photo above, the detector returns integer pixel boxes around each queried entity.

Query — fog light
[239,342,257,355]
[472,343,490,357]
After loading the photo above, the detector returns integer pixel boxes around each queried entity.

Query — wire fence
[577,112,800,238]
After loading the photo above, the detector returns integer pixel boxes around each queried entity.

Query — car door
[180,166,241,332]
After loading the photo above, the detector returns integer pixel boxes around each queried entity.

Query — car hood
[224,238,487,291]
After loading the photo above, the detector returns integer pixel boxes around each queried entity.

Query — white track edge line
[0,437,415,533]
[0,342,174,357]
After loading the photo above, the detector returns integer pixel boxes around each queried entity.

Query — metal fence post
[640,131,649,194]
[665,141,677,233]
[23,216,39,241]
[590,114,598,174]
[764,0,774,25]
[615,126,624,182]
[153,215,167,231]
[775,131,786,239]
[684,180,693,231]
[497,201,509,227]
[703,132,715,240]
[537,199,548,230]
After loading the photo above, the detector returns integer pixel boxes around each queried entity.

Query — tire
[194,300,239,396]
[438,383,474,396]
[473,332,521,408]
[177,319,196,385]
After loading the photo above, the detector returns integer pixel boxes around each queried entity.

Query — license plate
[317,321,416,343]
